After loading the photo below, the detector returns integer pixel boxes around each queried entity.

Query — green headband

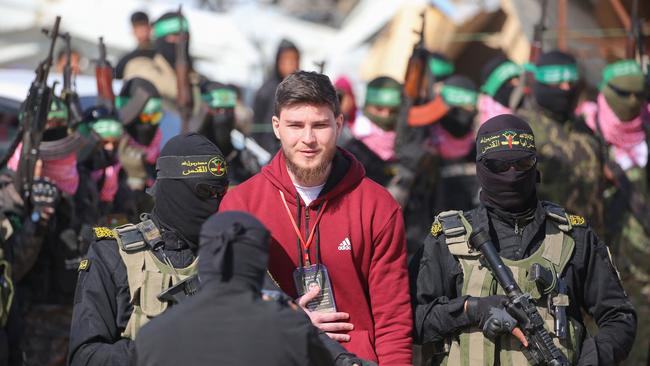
[428,58,455,78]
[92,118,124,139]
[531,64,579,84]
[600,59,643,89]
[365,87,401,107]
[115,96,163,114]
[153,16,189,39]
[441,85,478,106]
[48,101,68,120]
[481,62,522,96]
[202,89,237,109]
[477,129,536,159]
[156,155,228,179]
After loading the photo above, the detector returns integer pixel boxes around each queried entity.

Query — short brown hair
[274,71,341,117]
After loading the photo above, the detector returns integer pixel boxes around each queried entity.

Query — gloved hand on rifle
[118,137,147,190]
[30,177,59,223]
[465,295,528,347]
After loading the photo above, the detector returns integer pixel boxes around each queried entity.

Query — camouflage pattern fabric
[605,162,650,366]
[519,108,605,237]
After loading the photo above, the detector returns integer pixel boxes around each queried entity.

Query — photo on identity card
[293,264,337,313]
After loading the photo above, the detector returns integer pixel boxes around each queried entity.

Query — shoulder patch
[93,226,116,240]
[430,221,443,237]
[568,215,586,227]
[78,259,90,272]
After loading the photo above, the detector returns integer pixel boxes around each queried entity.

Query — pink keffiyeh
[8,144,79,195]
[579,94,648,170]
[429,124,475,160]
[477,94,513,125]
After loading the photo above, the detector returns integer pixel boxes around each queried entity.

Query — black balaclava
[153,12,191,69]
[198,211,270,292]
[152,133,229,247]
[481,55,518,108]
[199,81,236,156]
[77,105,122,170]
[118,78,161,146]
[532,50,579,122]
[439,75,478,138]
[476,114,538,212]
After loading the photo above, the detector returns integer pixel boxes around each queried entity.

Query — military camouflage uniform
[601,132,650,366]
[518,107,605,236]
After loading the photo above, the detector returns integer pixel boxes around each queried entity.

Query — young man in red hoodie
[220,71,412,365]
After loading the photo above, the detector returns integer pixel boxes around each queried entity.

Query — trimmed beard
[283,146,335,186]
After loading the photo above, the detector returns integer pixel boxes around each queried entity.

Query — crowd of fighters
[0,8,648,366]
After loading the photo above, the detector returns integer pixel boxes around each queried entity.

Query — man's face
[133,23,151,45]
[272,103,342,185]
[278,49,300,79]
[365,104,397,119]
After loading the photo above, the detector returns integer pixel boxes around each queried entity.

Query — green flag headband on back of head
[600,59,643,89]
[477,129,536,159]
[481,62,523,96]
[428,58,455,78]
[532,64,578,84]
[92,118,124,139]
[48,100,68,120]
[365,87,401,108]
[202,89,237,109]
[156,155,228,179]
[115,96,163,114]
[153,16,189,39]
[441,85,478,107]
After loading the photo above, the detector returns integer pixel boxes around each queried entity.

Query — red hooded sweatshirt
[220,148,412,365]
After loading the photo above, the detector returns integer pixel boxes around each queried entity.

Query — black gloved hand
[466,295,517,339]
[30,177,59,221]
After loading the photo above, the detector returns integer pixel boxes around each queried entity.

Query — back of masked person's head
[198,211,270,292]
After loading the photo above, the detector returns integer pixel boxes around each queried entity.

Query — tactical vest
[434,206,583,365]
[110,222,198,340]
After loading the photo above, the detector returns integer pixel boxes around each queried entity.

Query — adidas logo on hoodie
[338,237,351,251]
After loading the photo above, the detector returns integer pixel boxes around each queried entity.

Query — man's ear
[272,115,281,140]
[335,113,344,138]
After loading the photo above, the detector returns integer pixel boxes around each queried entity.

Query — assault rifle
[59,32,83,126]
[16,16,61,207]
[175,5,193,133]
[469,229,570,366]
[530,0,548,64]
[512,0,548,109]
[95,36,115,108]
[395,10,430,150]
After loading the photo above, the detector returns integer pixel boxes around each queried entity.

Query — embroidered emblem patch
[93,227,115,240]
[568,215,586,226]
[78,259,90,272]
[430,221,443,237]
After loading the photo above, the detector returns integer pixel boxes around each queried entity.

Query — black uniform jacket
[68,219,196,366]
[134,280,333,366]
[411,201,637,365]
